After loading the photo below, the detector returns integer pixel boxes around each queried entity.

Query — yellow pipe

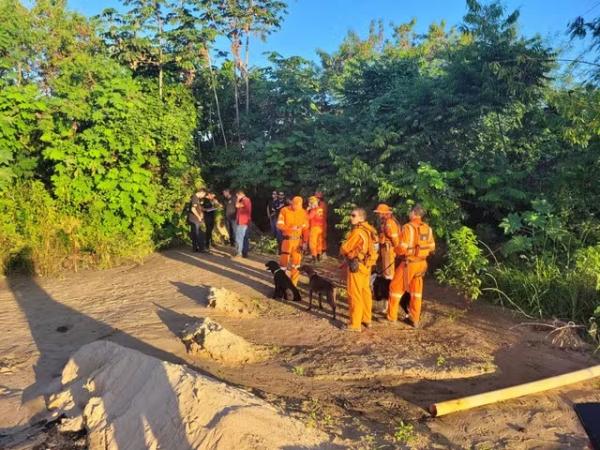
[429,364,600,417]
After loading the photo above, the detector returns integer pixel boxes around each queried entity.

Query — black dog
[371,273,410,314]
[299,265,336,320]
[265,260,301,302]
[372,274,390,302]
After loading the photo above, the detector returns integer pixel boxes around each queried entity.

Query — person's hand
[302,243,308,253]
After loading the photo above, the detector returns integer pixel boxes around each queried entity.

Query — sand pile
[181,317,270,364]
[48,341,333,450]
[206,287,260,317]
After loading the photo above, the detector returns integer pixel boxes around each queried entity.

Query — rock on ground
[47,341,334,450]
[181,317,271,365]
[207,287,260,317]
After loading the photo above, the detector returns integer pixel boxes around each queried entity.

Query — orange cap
[292,196,303,207]
[374,203,392,214]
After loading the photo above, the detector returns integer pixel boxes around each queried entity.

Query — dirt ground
[0,245,599,449]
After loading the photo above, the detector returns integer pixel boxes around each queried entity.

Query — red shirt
[236,196,252,225]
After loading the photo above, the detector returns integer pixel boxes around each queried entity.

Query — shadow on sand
[1,274,196,449]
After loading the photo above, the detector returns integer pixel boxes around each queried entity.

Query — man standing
[373,204,401,280]
[307,196,325,262]
[387,204,435,328]
[267,190,285,248]
[235,189,252,258]
[187,188,207,253]
[277,196,309,286]
[202,192,220,251]
[315,191,328,257]
[222,189,237,246]
[340,208,378,332]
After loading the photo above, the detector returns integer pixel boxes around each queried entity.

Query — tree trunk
[157,8,164,100]
[230,30,241,139]
[244,3,252,116]
[203,47,228,150]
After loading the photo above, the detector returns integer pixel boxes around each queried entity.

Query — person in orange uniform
[373,203,401,280]
[387,204,435,328]
[307,196,325,262]
[314,191,328,257]
[340,208,378,332]
[277,196,309,286]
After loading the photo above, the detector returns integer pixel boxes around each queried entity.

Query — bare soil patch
[0,246,598,449]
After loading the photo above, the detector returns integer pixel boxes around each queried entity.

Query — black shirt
[202,198,217,221]
[188,194,203,224]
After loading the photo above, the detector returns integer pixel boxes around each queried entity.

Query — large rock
[48,341,334,450]
[181,317,270,365]
[207,287,261,317]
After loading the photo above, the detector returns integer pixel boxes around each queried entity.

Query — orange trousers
[309,226,323,257]
[387,260,427,324]
[347,268,372,329]
[279,238,302,286]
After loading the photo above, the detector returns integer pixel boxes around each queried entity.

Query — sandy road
[0,246,598,449]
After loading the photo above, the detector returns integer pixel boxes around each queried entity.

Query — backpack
[406,222,435,259]
[358,223,379,268]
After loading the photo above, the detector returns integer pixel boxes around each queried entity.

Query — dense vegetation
[1,0,598,329]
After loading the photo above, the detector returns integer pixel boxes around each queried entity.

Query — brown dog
[299,265,336,320]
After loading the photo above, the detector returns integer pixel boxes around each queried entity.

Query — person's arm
[191,200,203,222]
[340,229,362,259]
[277,209,291,235]
[394,224,410,256]
[387,219,401,248]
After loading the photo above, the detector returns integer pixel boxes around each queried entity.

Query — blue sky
[67,0,597,67]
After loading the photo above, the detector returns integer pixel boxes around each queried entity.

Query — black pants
[189,221,205,252]
[205,216,215,249]
[226,218,236,246]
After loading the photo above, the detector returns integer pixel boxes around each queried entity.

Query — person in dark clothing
[187,188,207,252]
[267,191,286,250]
[223,189,237,246]
[202,192,221,250]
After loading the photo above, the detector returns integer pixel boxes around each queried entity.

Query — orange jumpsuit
[387,218,435,325]
[277,198,309,286]
[318,199,328,253]
[308,205,325,257]
[340,222,378,330]
[378,216,401,280]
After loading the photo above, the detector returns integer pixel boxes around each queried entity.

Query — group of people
[187,188,252,258]
[188,186,435,332]
[270,193,435,331]
[340,204,435,332]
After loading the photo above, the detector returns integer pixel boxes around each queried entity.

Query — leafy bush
[485,257,599,324]
[436,226,489,300]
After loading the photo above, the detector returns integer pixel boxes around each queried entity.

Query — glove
[348,258,360,273]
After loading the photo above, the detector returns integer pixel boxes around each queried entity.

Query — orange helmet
[374,203,392,214]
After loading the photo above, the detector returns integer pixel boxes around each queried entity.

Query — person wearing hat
[277,196,309,286]
[307,196,325,262]
[387,204,435,328]
[373,203,401,281]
